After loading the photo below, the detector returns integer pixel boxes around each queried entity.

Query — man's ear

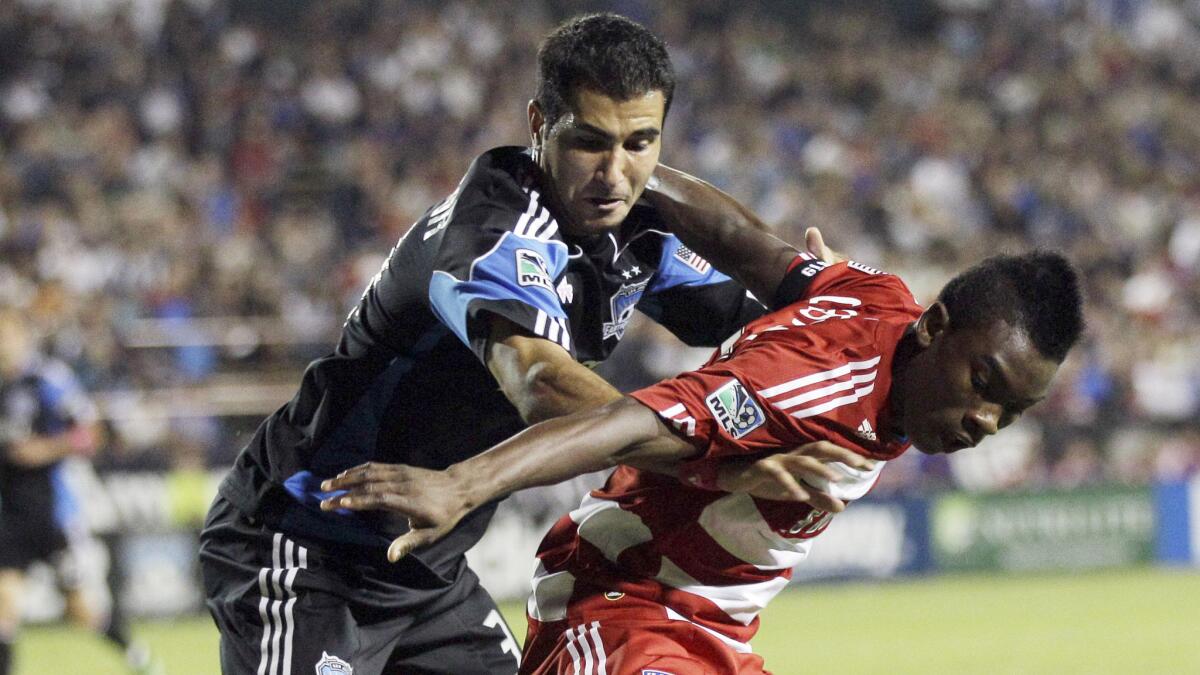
[914,302,950,349]
[527,100,545,148]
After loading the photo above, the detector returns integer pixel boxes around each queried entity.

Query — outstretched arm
[321,396,869,562]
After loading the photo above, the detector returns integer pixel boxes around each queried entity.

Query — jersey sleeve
[636,236,766,347]
[628,338,839,462]
[425,166,575,360]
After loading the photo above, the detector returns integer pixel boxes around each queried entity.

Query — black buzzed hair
[938,251,1084,362]
[535,13,675,129]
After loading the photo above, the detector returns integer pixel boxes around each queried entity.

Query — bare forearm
[646,165,798,303]
[6,434,73,467]
[516,359,623,424]
[453,397,689,510]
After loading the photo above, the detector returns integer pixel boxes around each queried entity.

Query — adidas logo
[855,419,877,442]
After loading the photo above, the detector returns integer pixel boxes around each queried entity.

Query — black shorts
[199,495,521,675]
[0,513,69,571]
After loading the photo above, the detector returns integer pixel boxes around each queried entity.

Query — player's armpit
[484,314,622,424]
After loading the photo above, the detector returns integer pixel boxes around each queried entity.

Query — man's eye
[971,373,987,391]
[627,139,652,152]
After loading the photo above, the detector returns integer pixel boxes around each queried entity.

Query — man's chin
[566,210,628,236]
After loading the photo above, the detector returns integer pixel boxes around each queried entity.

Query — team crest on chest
[515,248,554,292]
[705,378,765,439]
[315,652,352,675]
[602,279,649,340]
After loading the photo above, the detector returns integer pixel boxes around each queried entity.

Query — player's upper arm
[484,314,621,424]
[643,164,798,303]
[425,170,575,363]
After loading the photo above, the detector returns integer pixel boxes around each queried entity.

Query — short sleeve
[628,349,817,463]
[425,167,574,360]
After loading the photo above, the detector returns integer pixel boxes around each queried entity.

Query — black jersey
[0,356,95,526]
[218,146,763,577]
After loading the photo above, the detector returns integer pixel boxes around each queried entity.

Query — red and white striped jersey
[528,260,923,652]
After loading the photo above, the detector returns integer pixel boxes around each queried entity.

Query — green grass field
[15,567,1200,674]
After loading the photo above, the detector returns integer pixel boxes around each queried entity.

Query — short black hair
[937,251,1084,362]
[535,13,675,129]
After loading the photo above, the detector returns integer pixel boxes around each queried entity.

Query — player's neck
[886,326,921,439]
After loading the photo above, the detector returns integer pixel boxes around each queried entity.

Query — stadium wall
[22,471,1200,622]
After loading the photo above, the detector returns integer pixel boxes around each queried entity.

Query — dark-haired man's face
[529,88,664,236]
[897,311,1060,455]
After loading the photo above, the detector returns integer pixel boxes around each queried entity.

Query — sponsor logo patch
[705,378,765,439]
[315,652,353,675]
[515,248,554,292]
[602,280,649,340]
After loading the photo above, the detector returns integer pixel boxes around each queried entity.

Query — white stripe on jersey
[588,622,607,675]
[758,356,880,398]
[654,557,791,626]
[697,493,814,569]
[791,382,875,420]
[533,309,571,351]
[663,607,754,654]
[570,494,653,563]
[756,356,880,419]
[515,189,561,241]
[772,371,878,410]
[656,403,696,437]
[256,533,309,675]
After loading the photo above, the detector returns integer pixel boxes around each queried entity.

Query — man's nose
[964,403,1001,442]
[596,148,626,187]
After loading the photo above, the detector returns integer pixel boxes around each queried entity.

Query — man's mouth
[585,196,626,212]
[942,432,974,453]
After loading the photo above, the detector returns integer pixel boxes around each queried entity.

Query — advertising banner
[931,486,1156,572]
[1155,478,1200,566]
[791,496,931,582]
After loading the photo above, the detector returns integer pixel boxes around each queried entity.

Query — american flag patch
[673,245,711,274]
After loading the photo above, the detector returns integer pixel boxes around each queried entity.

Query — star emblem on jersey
[315,652,352,675]
[515,248,554,293]
[856,418,877,441]
[705,378,765,439]
[602,279,649,340]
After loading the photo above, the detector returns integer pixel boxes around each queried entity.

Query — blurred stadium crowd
[1,0,1197,494]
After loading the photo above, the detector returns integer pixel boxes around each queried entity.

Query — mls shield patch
[515,248,554,292]
[315,652,352,675]
[706,378,764,439]
[602,279,649,340]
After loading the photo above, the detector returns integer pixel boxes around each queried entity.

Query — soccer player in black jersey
[199,13,846,675]
[0,309,159,675]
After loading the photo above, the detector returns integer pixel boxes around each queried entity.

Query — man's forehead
[556,88,665,134]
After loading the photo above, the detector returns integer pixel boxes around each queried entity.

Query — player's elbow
[515,360,572,424]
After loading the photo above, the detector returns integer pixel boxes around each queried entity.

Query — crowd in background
[1,0,1198,493]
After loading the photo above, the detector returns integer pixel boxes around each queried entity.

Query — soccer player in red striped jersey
[321,183,1084,673]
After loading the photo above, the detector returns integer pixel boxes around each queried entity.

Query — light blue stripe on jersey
[429,231,569,347]
[646,234,735,294]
